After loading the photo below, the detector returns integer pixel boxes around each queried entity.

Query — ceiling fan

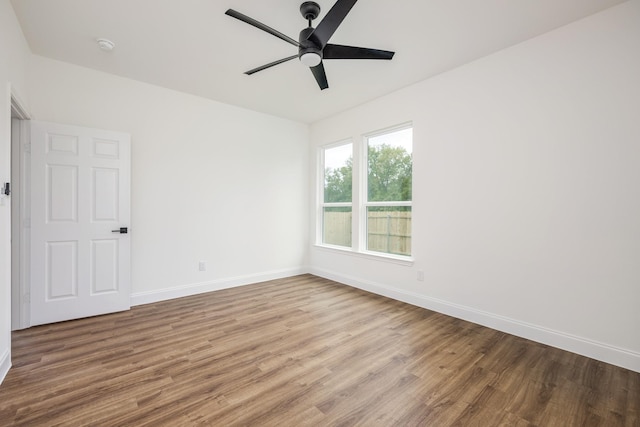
[225,0,395,90]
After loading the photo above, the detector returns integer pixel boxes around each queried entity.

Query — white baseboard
[131,267,308,306]
[310,267,640,374]
[0,349,11,386]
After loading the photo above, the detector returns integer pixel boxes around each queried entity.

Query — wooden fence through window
[323,211,411,256]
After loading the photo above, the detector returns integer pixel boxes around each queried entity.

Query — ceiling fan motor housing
[299,27,322,61]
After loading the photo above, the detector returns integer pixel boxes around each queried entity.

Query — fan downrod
[300,1,321,22]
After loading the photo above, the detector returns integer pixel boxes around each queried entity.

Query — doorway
[10,113,132,328]
[10,93,30,330]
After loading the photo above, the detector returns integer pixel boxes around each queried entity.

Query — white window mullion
[365,201,412,208]
[316,146,325,245]
[356,134,367,253]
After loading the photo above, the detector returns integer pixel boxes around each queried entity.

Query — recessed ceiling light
[96,38,115,52]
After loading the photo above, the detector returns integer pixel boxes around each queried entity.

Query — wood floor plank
[0,274,638,426]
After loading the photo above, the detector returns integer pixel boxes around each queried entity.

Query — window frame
[317,123,413,263]
[318,139,353,249]
[361,123,413,258]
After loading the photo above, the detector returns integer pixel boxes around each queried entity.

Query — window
[365,126,412,256]
[318,124,413,259]
[321,142,352,247]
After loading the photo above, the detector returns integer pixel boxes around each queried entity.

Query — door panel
[46,240,77,299]
[47,164,78,222]
[92,168,119,221]
[91,239,119,294]
[31,121,131,326]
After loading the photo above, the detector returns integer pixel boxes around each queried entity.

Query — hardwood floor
[1,274,638,426]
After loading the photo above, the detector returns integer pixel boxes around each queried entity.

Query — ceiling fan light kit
[300,52,322,67]
[225,0,394,90]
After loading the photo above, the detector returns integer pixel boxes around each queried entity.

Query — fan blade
[245,55,298,75]
[323,44,395,60]
[307,0,358,47]
[225,9,300,47]
[310,62,329,90]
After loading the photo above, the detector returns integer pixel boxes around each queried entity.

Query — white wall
[27,55,309,304]
[0,0,31,382]
[309,0,640,372]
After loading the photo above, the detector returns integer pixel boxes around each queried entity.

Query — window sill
[313,244,414,266]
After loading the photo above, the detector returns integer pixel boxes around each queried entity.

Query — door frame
[10,91,31,330]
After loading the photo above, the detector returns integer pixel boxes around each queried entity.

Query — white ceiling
[11,0,627,123]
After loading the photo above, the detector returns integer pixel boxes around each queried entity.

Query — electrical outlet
[417,270,424,281]
[198,261,206,271]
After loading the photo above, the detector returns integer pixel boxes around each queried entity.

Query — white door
[30,121,131,326]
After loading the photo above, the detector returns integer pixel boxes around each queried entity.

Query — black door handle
[112,227,128,234]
